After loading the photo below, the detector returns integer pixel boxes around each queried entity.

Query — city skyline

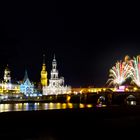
[0,1,140,87]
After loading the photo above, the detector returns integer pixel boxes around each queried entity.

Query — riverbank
[0,106,140,139]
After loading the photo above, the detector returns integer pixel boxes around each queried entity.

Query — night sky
[0,2,140,87]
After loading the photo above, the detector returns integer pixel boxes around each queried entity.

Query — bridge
[41,91,140,106]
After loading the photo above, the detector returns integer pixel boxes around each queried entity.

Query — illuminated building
[0,65,20,94]
[0,82,20,94]
[43,55,71,95]
[41,54,48,87]
[4,64,11,83]
[20,70,34,96]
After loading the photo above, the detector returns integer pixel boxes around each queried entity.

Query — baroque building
[40,54,48,87]
[43,55,71,95]
[0,65,20,94]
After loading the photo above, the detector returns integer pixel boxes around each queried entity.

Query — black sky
[0,2,140,87]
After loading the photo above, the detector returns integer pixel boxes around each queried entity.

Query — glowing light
[56,103,61,109]
[14,103,23,111]
[130,101,136,105]
[86,104,92,108]
[125,88,129,91]
[35,102,39,105]
[0,104,10,112]
[34,103,39,110]
[4,104,9,110]
[116,85,125,92]
[44,103,49,109]
[79,103,85,108]
[67,96,71,102]
[134,87,138,91]
[23,103,29,110]
[73,91,78,94]
[62,103,67,109]
[0,104,4,110]
[67,103,73,108]
[48,102,54,109]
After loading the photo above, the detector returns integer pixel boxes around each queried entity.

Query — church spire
[23,69,29,82]
[52,54,57,70]
[43,54,45,64]
[53,54,56,61]
[51,54,58,79]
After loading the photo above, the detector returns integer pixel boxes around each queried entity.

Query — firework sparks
[129,55,140,87]
[107,60,131,87]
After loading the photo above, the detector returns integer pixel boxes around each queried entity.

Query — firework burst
[129,55,140,87]
[107,60,132,87]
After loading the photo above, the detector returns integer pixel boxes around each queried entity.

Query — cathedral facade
[20,70,34,96]
[43,55,71,95]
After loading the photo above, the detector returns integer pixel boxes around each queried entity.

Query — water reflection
[0,103,106,113]
[86,104,93,108]
[79,103,85,108]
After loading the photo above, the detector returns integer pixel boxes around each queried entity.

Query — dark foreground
[0,106,140,140]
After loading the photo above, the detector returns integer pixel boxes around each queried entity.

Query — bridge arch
[126,94,136,106]
[97,96,106,104]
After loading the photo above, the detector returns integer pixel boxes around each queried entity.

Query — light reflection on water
[0,103,106,113]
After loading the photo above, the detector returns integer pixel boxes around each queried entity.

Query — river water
[0,103,106,113]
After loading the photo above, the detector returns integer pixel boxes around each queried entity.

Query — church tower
[42,54,71,95]
[49,54,61,88]
[51,54,58,80]
[41,54,48,86]
[4,64,11,83]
